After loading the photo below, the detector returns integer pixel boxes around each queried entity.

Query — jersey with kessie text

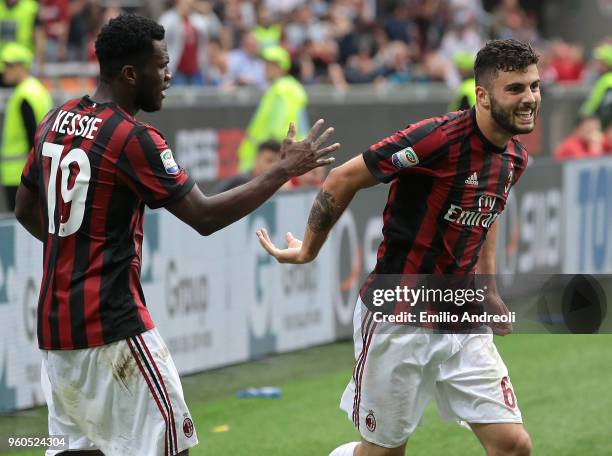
[22,96,194,350]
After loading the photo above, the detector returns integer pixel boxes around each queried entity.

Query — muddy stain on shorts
[110,345,138,393]
[58,381,81,418]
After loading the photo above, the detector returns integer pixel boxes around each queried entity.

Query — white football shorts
[41,327,198,456]
[340,300,522,448]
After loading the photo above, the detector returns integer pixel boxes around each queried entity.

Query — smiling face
[481,64,541,135]
[134,40,171,112]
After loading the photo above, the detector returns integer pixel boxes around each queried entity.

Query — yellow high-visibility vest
[0,0,38,70]
[238,75,308,172]
[1,76,52,186]
[448,78,476,112]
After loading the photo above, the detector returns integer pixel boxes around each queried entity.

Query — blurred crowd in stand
[0,0,609,205]
[6,0,604,90]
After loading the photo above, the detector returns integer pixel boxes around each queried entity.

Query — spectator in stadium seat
[554,115,605,160]
[294,31,347,89]
[285,4,325,53]
[191,0,222,40]
[547,40,585,84]
[334,6,380,68]
[251,3,281,50]
[329,2,356,63]
[14,13,338,454]
[202,38,228,86]
[410,0,445,55]
[490,0,525,39]
[159,0,210,86]
[263,0,302,17]
[379,41,415,85]
[37,0,69,64]
[344,38,384,84]
[65,0,94,62]
[438,10,482,62]
[605,128,612,153]
[140,0,166,21]
[383,1,415,45]
[283,166,326,191]
[222,31,266,89]
[213,140,281,193]
[0,43,51,211]
[493,3,540,46]
[447,0,487,21]
[217,0,249,51]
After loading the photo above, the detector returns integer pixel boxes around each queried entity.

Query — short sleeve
[511,141,529,185]
[118,127,195,209]
[362,118,448,183]
[21,148,39,191]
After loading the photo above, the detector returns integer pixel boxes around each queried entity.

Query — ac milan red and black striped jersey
[21,96,195,350]
[359,108,528,328]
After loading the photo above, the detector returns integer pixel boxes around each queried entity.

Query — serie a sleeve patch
[160,149,179,175]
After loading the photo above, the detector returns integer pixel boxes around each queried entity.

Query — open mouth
[515,108,535,122]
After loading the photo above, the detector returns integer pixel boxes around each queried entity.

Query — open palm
[256,229,306,264]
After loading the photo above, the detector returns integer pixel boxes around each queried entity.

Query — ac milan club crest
[365,411,376,432]
[183,417,194,438]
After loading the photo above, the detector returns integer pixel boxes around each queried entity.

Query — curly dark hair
[474,39,539,88]
[95,14,165,82]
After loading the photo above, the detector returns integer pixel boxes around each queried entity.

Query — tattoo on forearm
[308,190,338,233]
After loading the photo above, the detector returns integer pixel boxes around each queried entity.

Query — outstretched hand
[279,119,340,177]
[256,229,309,264]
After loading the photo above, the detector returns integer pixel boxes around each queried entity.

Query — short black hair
[95,14,165,82]
[474,39,539,88]
[258,139,281,154]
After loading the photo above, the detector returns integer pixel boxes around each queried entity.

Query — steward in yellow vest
[0,43,51,211]
[238,46,308,172]
[580,44,612,130]
[0,0,38,72]
[448,52,476,112]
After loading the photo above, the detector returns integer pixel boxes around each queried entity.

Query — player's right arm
[477,219,512,336]
[258,117,449,263]
[166,120,339,235]
[257,154,378,263]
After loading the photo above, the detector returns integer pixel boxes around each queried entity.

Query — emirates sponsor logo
[444,195,499,228]
[444,204,499,228]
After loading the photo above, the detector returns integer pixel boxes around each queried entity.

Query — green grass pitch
[1,335,611,455]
